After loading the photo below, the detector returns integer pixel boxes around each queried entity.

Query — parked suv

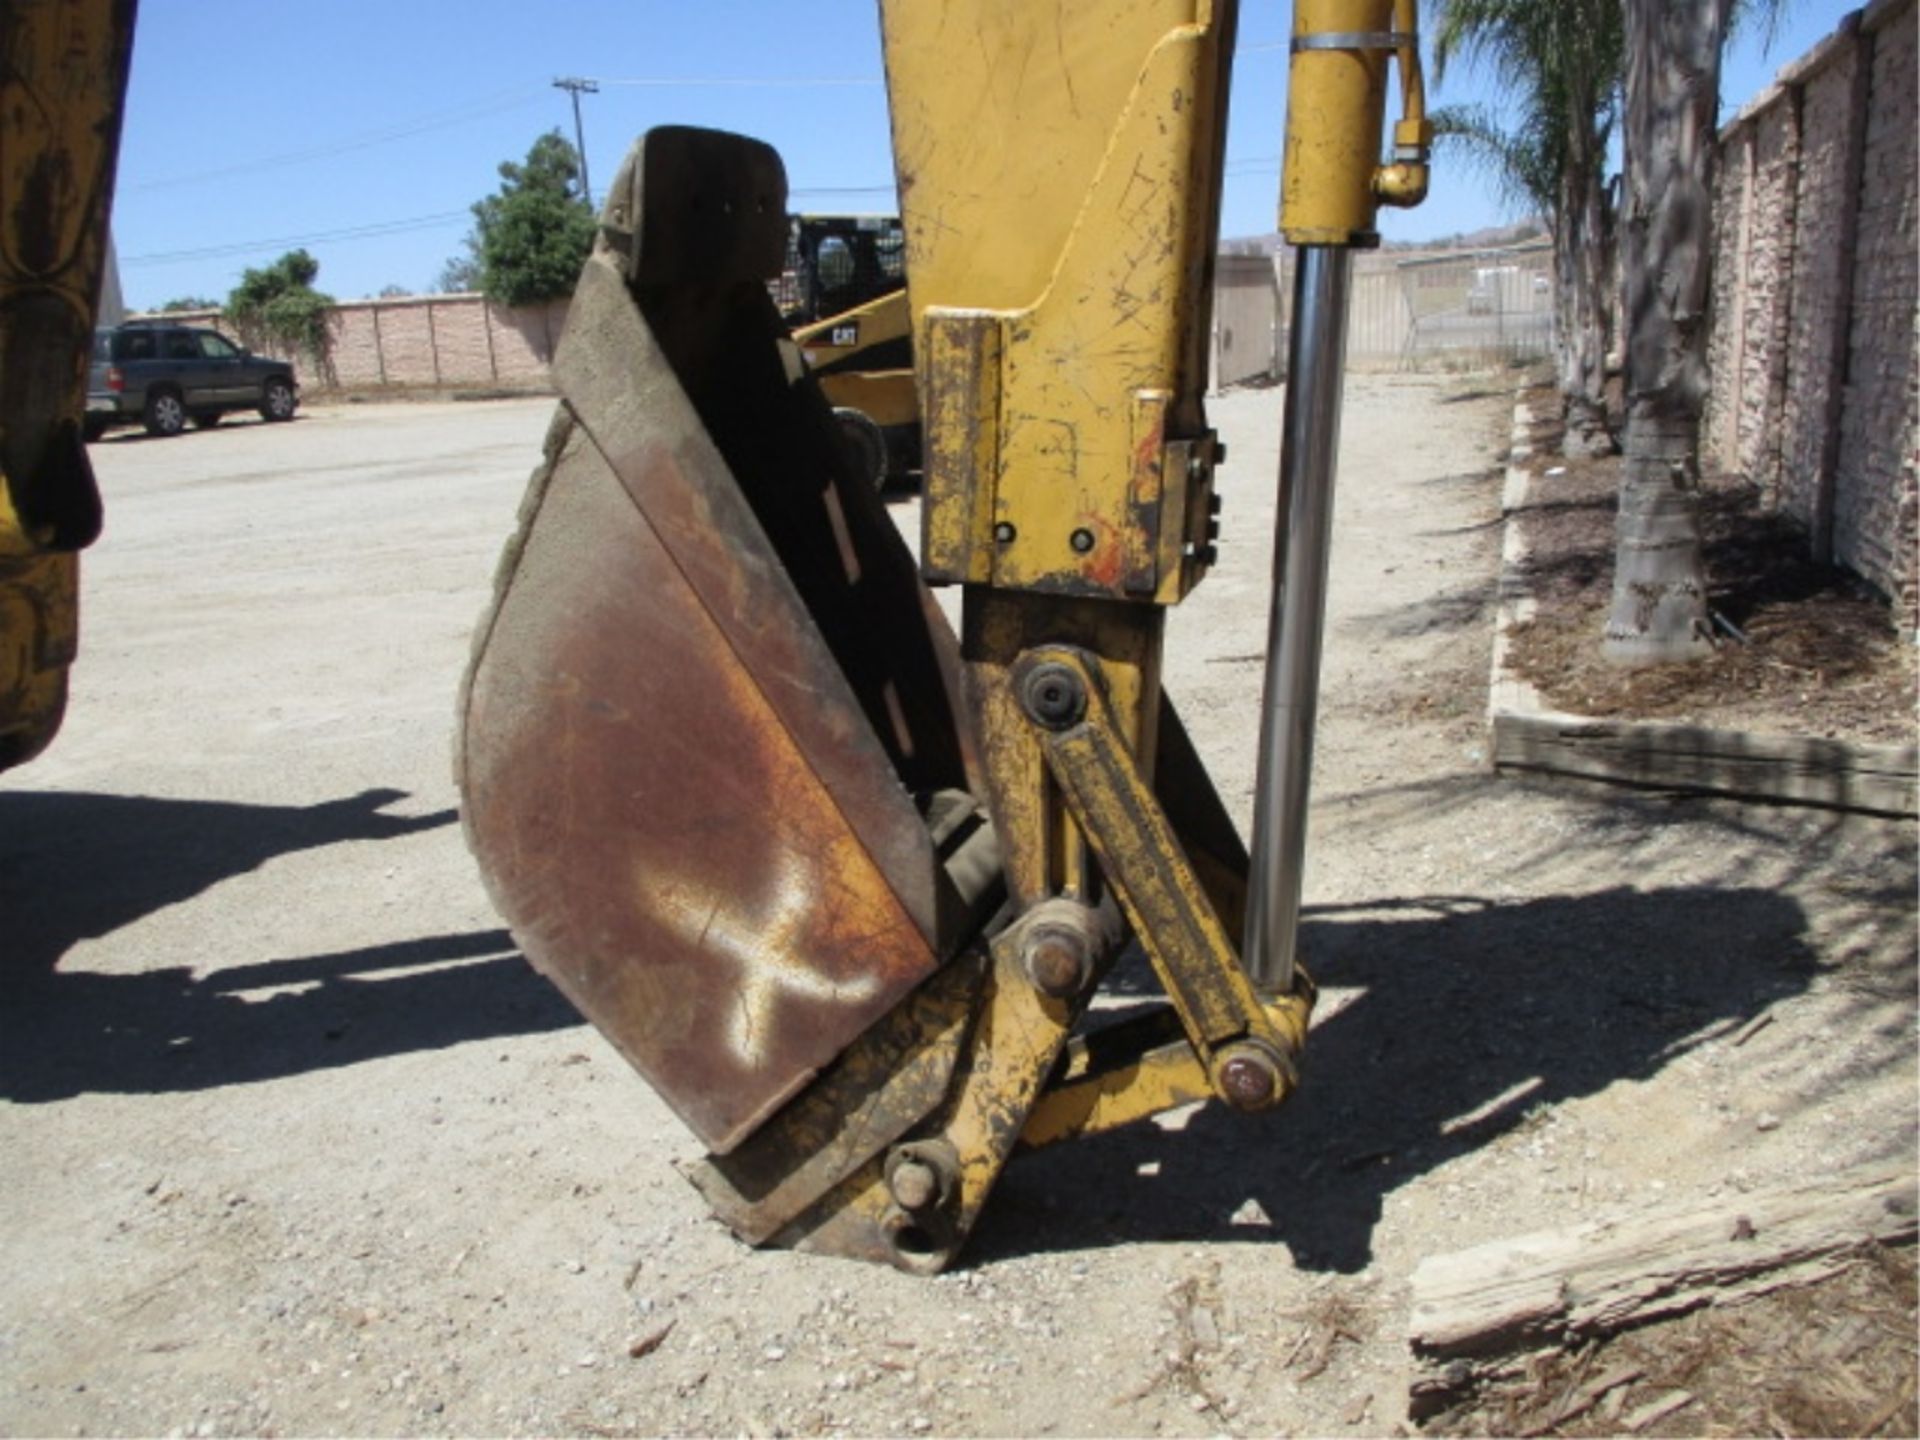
[86,322,299,439]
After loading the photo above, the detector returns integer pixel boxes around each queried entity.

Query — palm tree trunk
[1604,0,1728,664]
[1558,152,1615,458]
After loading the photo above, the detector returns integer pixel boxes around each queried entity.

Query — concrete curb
[1487,389,1918,818]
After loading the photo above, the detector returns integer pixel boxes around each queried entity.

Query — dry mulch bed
[1445,387,1918,1438]
[1429,1243,1918,1439]
[1502,389,1915,748]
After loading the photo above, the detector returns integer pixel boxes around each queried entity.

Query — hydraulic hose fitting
[1374,1,1432,208]
[1279,0,1430,245]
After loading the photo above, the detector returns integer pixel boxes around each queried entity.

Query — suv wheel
[260,378,296,422]
[144,389,187,438]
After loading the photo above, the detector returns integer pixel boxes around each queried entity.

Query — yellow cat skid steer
[795,285,915,493]
[461,0,1429,1272]
[774,215,917,492]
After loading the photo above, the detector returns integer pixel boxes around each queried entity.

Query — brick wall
[1741,106,1799,499]
[488,301,570,384]
[1705,0,1918,625]
[320,294,570,390]
[1837,3,1919,623]
[139,293,571,395]
[1776,37,1862,529]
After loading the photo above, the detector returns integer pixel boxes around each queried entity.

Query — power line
[126,57,1263,199]
[125,89,546,193]
[592,74,884,88]
[124,72,887,196]
[120,190,896,267]
[123,210,472,267]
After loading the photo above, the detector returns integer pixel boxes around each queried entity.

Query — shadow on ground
[1350,578,1498,638]
[973,882,1823,1275]
[0,788,576,1101]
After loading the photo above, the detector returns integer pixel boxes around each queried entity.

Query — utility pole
[552,77,600,210]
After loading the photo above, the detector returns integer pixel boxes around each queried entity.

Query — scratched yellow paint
[884,0,1227,602]
[803,942,1079,1271]
[883,0,1205,309]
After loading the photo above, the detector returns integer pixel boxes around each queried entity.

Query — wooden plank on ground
[1408,1166,1918,1410]
[1491,710,1918,817]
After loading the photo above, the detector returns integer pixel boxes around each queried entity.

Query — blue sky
[114,1,1859,309]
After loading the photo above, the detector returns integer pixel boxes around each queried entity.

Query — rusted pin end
[884,1141,958,1214]
[1212,1040,1293,1113]
[888,1158,942,1212]
[879,1144,961,1272]
[1017,660,1087,731]
[1021,924,1094,999]
[1007,896,1115,1001]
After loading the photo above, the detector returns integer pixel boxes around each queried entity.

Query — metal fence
[1377,241,1555,369]
[1214,239,1556,386]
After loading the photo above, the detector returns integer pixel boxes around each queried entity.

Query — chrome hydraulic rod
[1243,246,1352,993]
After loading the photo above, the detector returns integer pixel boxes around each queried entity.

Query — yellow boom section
[885,0,1230,608]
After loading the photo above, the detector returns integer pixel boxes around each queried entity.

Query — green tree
[471,131,596,307]
[1432,0,1624,457]
[157,295,220,313]
[435,245,482,294]
[226,249,334,370]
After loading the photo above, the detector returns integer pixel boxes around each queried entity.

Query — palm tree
[1432,0,1623,458]
[1601,0,1737,663]
[1443,0,1782,663]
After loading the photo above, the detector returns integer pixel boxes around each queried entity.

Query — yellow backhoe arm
[461,0,1427,1271]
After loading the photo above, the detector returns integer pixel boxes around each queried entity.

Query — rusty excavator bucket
[461,0,1428,1270]
[459,129,1000,1157]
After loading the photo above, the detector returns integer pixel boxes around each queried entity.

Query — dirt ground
[2,378,1913,1438]
[1502,386,1917,747]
